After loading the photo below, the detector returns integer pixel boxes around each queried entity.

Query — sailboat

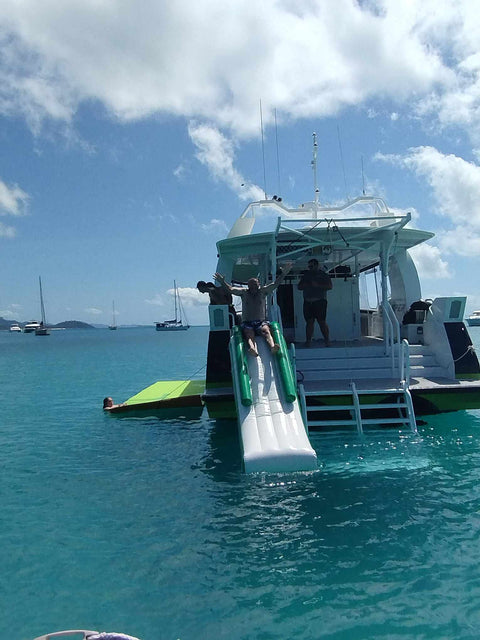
[35,276,50,336]
[155,280,189,331]
[109,300,117,330]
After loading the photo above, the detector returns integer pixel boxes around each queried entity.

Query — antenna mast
[361,155,366,195]
[260,100,267,199]
[312,132,319,219]
[274,108,281,196]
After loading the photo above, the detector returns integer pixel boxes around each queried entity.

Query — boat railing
[228,197,411,239]
[400,339,411,386]
[298,381,308,428]
[382,299,402,377]
[238,196,397,222]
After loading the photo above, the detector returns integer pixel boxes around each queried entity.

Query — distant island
[53,320,95,329]
[0,317,95,330]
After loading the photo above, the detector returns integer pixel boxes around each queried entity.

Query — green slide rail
[231,326,253,406]
[270,322,297,403]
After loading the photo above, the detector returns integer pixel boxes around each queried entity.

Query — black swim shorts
[241,320,270,333]
[303,299,327,322]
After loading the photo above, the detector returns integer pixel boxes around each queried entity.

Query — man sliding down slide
[214,262,292,357]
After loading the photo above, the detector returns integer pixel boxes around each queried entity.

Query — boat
[9,323,22,332]
[467,311,480,326]
[155,280,189,331]
[108,137,480,473]
[35,276,50,336]
[23,320,41,333]
[109,300,117,330]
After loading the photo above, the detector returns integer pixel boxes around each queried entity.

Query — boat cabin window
[449,300,462,320]
[232,255,267,283]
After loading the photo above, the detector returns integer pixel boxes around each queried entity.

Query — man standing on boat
[197,280,239,325]
[298,258,332,347]
[214,262,292,356]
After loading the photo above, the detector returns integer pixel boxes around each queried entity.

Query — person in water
[214,262,292,356]
[103,397,115,410]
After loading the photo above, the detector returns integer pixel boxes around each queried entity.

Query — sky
[1,0,480,327]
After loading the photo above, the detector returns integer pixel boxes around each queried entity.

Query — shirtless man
[214,262,292,356]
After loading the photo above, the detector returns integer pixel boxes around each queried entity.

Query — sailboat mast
[174,280,178,322]
[39,276,47,325]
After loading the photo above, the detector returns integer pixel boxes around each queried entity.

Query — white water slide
[232,338,318,473]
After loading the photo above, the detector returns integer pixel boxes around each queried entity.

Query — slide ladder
[301,382,417,433]
[230,325,317,473]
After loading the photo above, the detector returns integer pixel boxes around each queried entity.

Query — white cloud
[173,164,186,180]
[409,242,451,279]
[436,227,480,257]
[0,222,16,238]
[0,0,476,138]
[0,179,29,216]
[84,307,102,315]
[145,294,164,306]
[201,218,229,234]
[188,122,264,200]
[0,304,22,319]
[177,287,208,307]
[147,288,206,310]
[377,146,480,233]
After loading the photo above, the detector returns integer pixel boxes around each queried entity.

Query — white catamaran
[155,281,189,331]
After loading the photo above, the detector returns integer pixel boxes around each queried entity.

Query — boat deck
[294,337,384,350]
[302,376,480,393]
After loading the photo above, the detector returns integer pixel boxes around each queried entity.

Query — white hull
[24,323,41,333]
[155,324,189,331]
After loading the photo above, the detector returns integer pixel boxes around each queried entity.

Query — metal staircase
[299,381,417,433]
[293,342,443,433]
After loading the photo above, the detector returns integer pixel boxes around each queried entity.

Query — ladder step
[304,388,405,396]
[308,419,358,427]
[359,403,408,410]
[361,417,410,425]
[306,402,407,411]
[307,404,353,412]
[304,389,357,397]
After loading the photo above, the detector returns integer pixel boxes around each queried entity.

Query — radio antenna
[274,108,281,196]
[337,124,349,200]
[361,155,366,195]
[312,132,319,219]
[260,99,267,199]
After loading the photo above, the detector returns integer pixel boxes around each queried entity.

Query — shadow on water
[198,418,243,481]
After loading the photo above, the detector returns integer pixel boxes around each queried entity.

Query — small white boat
[35,276,50,336]
[23,320,41,333]
[155,280,189,331]
[467,311,480,326]
[9,323,22,332]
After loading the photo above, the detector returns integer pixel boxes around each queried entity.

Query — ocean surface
[2,325,480,640]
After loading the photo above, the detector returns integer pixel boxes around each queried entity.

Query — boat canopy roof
[218,196,433,276]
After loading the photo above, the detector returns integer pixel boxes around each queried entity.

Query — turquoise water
[3,326,480,640]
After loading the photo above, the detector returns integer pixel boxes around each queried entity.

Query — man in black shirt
[298,258,332,347]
